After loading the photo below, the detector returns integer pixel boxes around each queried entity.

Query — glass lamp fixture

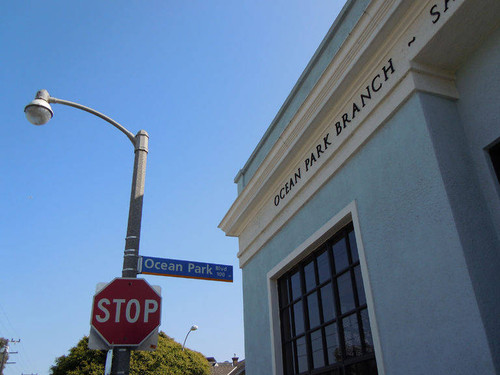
[24,89,54,125]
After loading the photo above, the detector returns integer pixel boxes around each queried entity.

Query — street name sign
[90,278,161,349]
[139,255,233,282]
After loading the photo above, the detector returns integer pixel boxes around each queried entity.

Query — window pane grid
[278,224,377,375]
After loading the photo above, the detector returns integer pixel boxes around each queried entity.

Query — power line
[0,304,17,336]
[0,302,37,373]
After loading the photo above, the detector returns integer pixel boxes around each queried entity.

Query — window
[278,224,377,375]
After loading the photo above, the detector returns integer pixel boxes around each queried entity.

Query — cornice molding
[220,0,472,267]
[219,0,403,235]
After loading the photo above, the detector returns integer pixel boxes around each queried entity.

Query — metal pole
[24,91,150,375]
[182,331,192,351]
[122,130,149,279]
[111,130,149,375]
[182,325,198,351]
[104,349,113,375]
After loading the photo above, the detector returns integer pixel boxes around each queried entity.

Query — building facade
[220,0,500,374]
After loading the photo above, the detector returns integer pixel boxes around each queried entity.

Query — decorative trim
[221,0,472,267]
[219,0,404,236]
[219,0,470,267]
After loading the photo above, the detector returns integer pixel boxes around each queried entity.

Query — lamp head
[24,90,53,125]
[191,325,198,331]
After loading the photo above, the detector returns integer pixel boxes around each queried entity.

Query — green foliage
[50,332,210,375]
[131,332,209,375]
[50,337,106,375]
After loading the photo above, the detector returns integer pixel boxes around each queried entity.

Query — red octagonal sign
[91,278,161,347]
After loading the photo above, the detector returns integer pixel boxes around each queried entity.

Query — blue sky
[1,1,344,374]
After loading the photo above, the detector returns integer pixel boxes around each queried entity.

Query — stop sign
[91,278,161,347]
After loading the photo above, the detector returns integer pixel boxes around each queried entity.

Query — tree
[50,332,210,375]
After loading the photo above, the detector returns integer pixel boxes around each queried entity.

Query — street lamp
[24,89,149,375]
[182,325,198,351]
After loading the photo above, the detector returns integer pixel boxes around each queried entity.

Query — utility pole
[1,339,20,375]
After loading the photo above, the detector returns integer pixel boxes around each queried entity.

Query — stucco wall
[455,25,500,239]
[241,92,495,374]
[453,25,500,373]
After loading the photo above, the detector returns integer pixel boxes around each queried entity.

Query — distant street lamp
[182,325,199,351]
[24,89,149,375]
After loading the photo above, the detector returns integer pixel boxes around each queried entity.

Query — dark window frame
[488,141,500,185]
[278,223,377,375]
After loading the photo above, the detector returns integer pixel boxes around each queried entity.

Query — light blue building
[220,0,500,374]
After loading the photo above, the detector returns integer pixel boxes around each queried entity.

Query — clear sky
[1,1,344,374]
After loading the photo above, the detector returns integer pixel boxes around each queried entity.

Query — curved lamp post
[25,89,149,375]
[182,325,198,351]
